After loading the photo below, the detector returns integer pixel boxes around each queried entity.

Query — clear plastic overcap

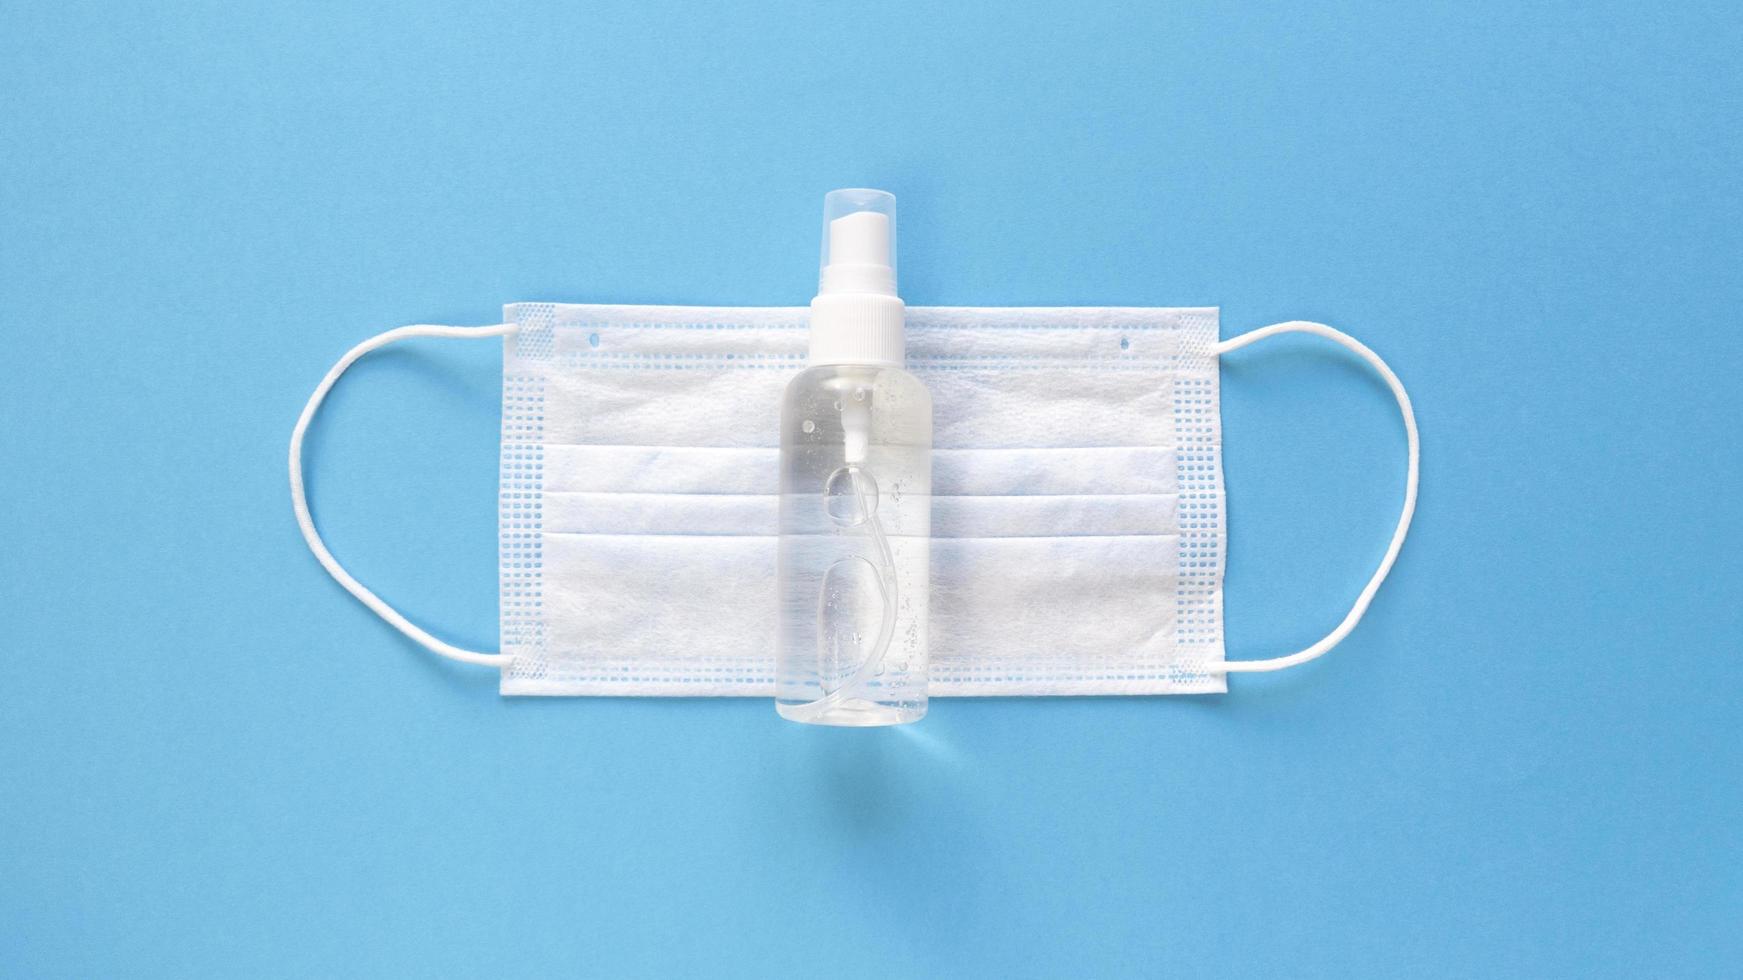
[819,188,896,296]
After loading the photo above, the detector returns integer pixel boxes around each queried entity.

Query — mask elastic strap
[1213,321,1420,673]
[288,323,519,668]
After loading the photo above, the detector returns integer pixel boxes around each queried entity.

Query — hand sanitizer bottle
[777,189,932,726]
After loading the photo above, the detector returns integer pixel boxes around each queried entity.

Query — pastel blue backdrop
[2,1,1738,976]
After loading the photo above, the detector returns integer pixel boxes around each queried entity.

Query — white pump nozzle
[822,210,895,295]
[831,210,889,264]
[809,188,905,366]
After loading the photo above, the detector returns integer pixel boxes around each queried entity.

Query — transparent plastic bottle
[776,190,932,726]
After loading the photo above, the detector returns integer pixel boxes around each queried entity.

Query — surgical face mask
[290,305,1417,696]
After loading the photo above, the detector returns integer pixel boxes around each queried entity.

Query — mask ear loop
[1213,321,1419,673]
[288,323,518,668]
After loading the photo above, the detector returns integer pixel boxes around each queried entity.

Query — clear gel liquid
[777,364,931,726]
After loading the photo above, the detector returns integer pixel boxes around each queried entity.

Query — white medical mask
[290,304,1417,696]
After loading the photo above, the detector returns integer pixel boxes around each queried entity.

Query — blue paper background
[3,1,1738,976]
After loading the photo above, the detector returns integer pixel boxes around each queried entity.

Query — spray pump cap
[809,188,905,366]
[819,189,897,295]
